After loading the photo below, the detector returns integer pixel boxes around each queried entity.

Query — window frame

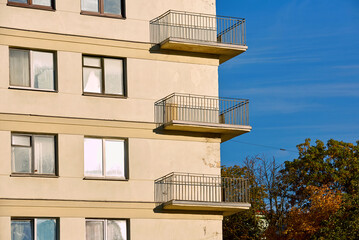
[86,218,129,240]
[9,47,58,92]
[83,137,129,180]
[80,0,126,19]
[11,217,59,240]
[11,133,58,177]
[7,0,55,11]
[82,55,127,98]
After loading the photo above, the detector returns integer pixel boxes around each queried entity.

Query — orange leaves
[285,184,342,240]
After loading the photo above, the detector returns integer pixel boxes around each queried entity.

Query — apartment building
[0,0,251,239]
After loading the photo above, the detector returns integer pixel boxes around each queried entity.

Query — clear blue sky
[217,0,359,166]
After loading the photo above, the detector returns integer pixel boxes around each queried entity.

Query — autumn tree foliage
[222,156,284,240]
[314,193,359,240]
[222,139,359,239]
[285,185,342,239]
[281,139,359,239]
[280,139,359,207]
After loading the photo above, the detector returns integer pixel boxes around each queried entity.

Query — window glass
[32,0,51,6]
[86,221,104,240]
[104,58,123,95]
[12,135,31,146]
[83,68,102,93]
[9,49,30,87]
[107,220,127,240]
[12,146,32,173]
[8,0,28,3]
[105,140,125,178]
[84,57,101,67]
[84,138,103,176]
[104,0,121,15]
[37,219,56,240]
[81,0,99,12]
[32,51,54,90]
[83,56,125,96]
[10,49,55,90]
[34,136,55,174]
[11,220,33,240]
[11,134,56,175]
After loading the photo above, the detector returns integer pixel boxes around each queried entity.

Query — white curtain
[104,58,123,95]
[10,49,30,87]
[86,221,104,240]
[105,139,125,178]
[11,220,32,240]
[32,51,54,90]
[107,220,127,240]
[34,136,55,174]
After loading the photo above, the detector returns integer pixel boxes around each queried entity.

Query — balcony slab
[159,37,248,63]
[163,120,252,142]
[162,200,251,216]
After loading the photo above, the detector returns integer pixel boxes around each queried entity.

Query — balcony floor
[159,37,248,63]
[163,120,252,142]
[161,200,251,216]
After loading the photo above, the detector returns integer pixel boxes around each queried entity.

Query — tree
[222,139,359,239]
[313,193,359,240]
[222,156,285,239]
[280,139,359,238]
[280,139,359,207]
[284,184,342,239]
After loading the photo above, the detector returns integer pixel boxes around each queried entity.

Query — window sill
[9,86,57,93]
[82,92,127,99]
[7,2,55,11]
[11,173,59,178]
[81,11,125,20]
[83,177,128,181]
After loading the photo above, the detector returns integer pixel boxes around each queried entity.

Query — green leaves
[222,139,359,239]
[281,139,359,207]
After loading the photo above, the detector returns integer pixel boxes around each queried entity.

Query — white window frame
[84,137,127,180]
[86,219,128,240]
[11,133,57,176]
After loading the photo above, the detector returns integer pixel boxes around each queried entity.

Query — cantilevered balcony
[154,93,252,142]
[150,10,247,63]
[155,173,250,216]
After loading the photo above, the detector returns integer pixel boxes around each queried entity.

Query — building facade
[0,0,251,239]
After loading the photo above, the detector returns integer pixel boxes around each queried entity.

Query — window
[81,0,125,18]
[7,0,54,10]
[82,56,125,97]
[11,134,56,175]
[84,138,127,179]
[11,218,57,240]
[86,219,127,240]
[9,49,56,91]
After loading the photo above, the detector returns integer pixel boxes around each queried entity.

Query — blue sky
[217,0,359,166]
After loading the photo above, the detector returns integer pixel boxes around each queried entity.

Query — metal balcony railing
[150,10,246,46]
[154,93,250,126]
[155,172,250,204]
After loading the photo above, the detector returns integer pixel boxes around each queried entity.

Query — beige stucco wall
[0,0,215,43]
[0,130,220,202]
[0,0,229,238]
[0,41,218,122]
[0,216,221,240]
[0,217,11,239]
[132,219,222,240]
